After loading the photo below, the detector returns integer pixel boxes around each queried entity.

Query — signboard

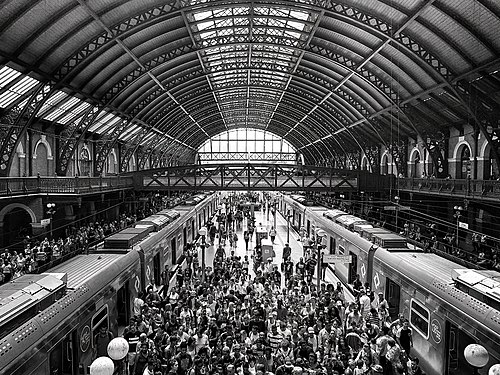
[40,218,51,226]
[323,254,352,264]
[458,222,469,229]
[80,326,91,353]
[430,319,442,344]
[384,206,396,211]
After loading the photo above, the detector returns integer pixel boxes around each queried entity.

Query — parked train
[0,192,218,375]
[279,193,500,375]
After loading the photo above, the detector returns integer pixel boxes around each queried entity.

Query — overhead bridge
[128,164,388,192]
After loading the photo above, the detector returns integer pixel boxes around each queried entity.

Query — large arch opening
[197,128,297,164]
[0,204,35,249]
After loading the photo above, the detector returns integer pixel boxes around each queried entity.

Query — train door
[117,281,130,328]
[385,277,401,319]
[330,237,336,254]
[183,227,187,247]
[153,253,161,286]
[49,330,78,375]
[191,220,195,241]
[306,220,311,236]
[297,212,301,230]
[171,237,177,264]
[198,213,202,231]
[348,252,357,283]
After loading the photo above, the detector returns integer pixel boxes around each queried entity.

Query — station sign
[323,254,352,264]
[40,218,51,226]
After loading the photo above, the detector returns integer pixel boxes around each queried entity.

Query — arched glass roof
[0,0,499,174]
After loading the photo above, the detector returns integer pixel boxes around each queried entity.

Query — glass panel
[0,75,39,107]
[0,66,22,89]
[410,300,429,338]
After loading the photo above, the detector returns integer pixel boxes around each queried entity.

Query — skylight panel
[0,75,39,108]
[0,66,21,89]
[119,124,140,140]
[141,132,156,145]
[88,112,115,132]
[193,10,213,21]
[39,91,68,118]
[94,116,121,135]
[58,102,91,124]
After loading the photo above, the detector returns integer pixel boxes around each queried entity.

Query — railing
[397,177,500,199]
[0,175,134,196]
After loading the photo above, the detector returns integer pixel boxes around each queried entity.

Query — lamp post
[272,200,277,229]
[315,228,326,290]
[454,205,464,247]
[46,203,56,239]
[286,209,291,243]
[89,356,114,375]
[107,337,129,375]
[394,196,400,233]
[198,227,208,282]
[464,343,489,375]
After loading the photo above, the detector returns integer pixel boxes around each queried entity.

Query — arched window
[197,128,296,164]
[381,153,388,175]
[459,146,471,179]
[80,148,91,176]
[410,150,421,178]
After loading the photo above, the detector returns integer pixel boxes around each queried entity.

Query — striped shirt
[267,332,284,350]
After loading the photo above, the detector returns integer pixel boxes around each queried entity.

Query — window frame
[409,298,430,339]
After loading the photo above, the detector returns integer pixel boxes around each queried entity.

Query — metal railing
[397,177,500,199]
[0,175,134,196]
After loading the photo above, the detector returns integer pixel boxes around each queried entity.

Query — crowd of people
[0,192,196,285]
[114,204,425,375]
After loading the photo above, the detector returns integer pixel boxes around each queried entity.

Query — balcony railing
[0,176,134,196]
[397,177,500,199]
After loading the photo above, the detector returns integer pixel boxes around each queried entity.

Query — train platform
[198,207,355,303]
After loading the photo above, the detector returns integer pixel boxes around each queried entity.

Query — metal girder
[51,2,180,83]
[119,127,150,173]
[0,81,55,176]
[388,140,408,177]
[102,45,197,104]
[57,105,103,176]
[137,163,360,192]
[94,119,130,174]
[454,81,500,176]
[325,1,453,81]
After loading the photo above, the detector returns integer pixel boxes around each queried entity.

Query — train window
[91,305,109,347]
[410,299,429,339]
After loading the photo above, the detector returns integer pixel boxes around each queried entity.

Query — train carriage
[0,251,141,375]
[278,193,500,375]
[0,193,219,375]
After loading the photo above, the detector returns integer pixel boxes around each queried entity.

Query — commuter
[93,325,114,359]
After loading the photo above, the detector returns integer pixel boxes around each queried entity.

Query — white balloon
[489,364,500,375]
[464,344,489,368]
[107,337,129,360]
[89,356,114,375]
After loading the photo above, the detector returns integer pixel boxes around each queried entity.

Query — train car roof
[323,209,348,219]
[335,215,367,226]
[375,249,466,286]
[452,268,500,306]
[362,227,391,234]
[49,253,134,289]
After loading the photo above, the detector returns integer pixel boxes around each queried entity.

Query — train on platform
[279,193,500,375]
[0,192,218,375]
